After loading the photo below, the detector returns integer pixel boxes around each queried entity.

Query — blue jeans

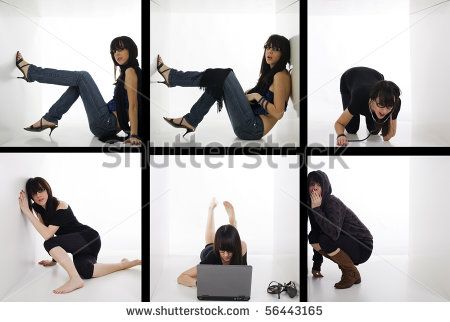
[169,69,264,140]
[27,65,118,138]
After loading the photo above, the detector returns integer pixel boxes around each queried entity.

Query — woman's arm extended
[18,190,58,240]
[124,67,141,145]
[247,72,290,120]
[177,265,198,287]
[383,118,397,141]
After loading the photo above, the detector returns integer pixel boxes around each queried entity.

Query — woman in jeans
[15,36,143,145]
[177,198,247,287]
[157,34,292,140]
[19,177,141,294]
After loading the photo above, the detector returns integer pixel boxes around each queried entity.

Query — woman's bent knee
[43,238,59,253]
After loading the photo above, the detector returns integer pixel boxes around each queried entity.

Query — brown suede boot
[330,250,361,289]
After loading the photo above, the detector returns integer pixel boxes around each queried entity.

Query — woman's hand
[245,93,261,103]
[38,259,56,267]
[18,190,31,216]
[125,136,142,146]
[310,191,322,209]
[336,134,348,146]
[312,269,324,278]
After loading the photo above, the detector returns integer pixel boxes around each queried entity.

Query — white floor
[309,119,450,147]
[0,126,133,147]
[307,254,446,302]
[151,255,299,302]
[2,255,141,302]
[151,117,299,148]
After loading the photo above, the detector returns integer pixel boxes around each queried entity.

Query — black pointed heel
[157,55,171,87]
[183,128,194,138]
[24,118,58,136]
[163,117,195,137]
[16,51,31,82]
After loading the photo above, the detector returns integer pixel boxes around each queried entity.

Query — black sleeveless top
[32,202,90,236]
[113,64,144,138]
[250,89,288,116]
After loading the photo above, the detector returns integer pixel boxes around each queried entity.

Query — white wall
[0,1,42,144]
[0,0,140,141]
[0,154,44,299]
[0,153,141,299]
[273,156,299,283]
[308,156,410,255]
[308,0,411,132]
[150,0,299,142]
[276,0,300,116]
[409,157,450,299]
[410,0,450,139]
[150,0,170,136]
[150,155,170,298]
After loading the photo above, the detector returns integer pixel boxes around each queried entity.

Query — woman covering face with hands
[307,171,373,289]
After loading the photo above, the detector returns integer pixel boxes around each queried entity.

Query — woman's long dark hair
[369,80,401,136]
[248,34,291,95]
[213,225,243,265]
[25,177,59,216]
[110,36,140,81]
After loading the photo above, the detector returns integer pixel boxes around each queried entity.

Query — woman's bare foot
[157,55,171,85]
[30,118,57,128]
[53,276,84,294]
[223,201,236,227]
[120,258,142,269]
[16,51,30,80]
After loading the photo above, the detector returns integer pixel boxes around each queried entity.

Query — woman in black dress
[18,177,141,294]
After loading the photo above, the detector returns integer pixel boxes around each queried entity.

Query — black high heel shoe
[157,55,171,87]
[24,118,58,136]
[163,117,195,138]
[16,51,31,82]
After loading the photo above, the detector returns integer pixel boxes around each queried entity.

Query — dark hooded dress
[307,170,373,267]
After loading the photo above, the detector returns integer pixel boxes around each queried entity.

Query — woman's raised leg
[205,197,218,245]
[223,201,237,228]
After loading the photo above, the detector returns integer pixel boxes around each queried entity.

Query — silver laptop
[197,264,252,301]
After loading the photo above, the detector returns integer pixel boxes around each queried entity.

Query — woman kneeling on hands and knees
[335,67,401,146]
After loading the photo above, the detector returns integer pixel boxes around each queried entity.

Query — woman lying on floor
[177,198,247,287]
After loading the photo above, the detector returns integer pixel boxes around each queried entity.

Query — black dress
[32,201,101,279]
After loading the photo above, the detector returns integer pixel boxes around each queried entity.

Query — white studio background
[0,152,141,299]
[308,156,410,255]
[308,0,412,143]
[150,155,299,256]
[3,0,141,134]
[151,0,275,134]
[33,153,141,259]
[150,0,300,143]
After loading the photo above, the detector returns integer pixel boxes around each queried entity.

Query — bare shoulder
[125,67,138,79]
[57,201,69,210]
[274,70,291,82]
